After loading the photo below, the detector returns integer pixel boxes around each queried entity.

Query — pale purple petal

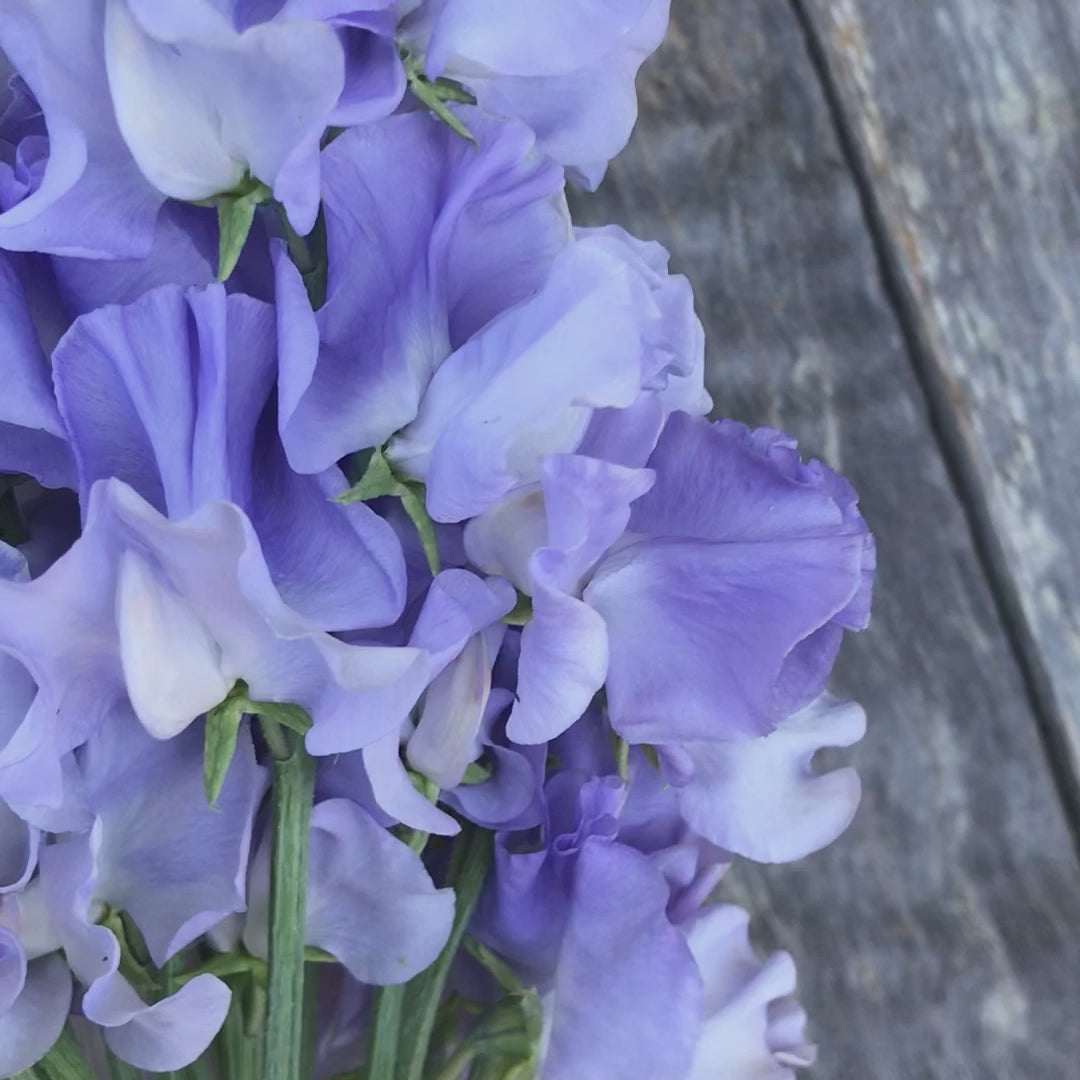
[0,253,74,488]
[686,906,815,1080]
[422,0,670,187]
[0,951,71,1077]
[586,533,865,744]
[101,975,231,1073]
[244,799,454,983]
[675,696,865,863]
[105,0,345,230]
[82,713,266,965]
[41,834,230,1071]
[362,732,460,835]
[0,799,38,893]
[390,239,653,521]
[0,0,164,257]
[277,110,568,473]
[507,456,654,745]
[539,839,701,1080]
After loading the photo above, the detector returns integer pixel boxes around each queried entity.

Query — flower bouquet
[0,2,875,1078]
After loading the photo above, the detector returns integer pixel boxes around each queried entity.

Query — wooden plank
[797,0,1080,798]
[569,2,1080,1077]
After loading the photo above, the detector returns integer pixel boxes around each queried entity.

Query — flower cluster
[0,2,875,1078]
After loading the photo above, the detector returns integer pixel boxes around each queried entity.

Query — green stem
[220,977,264,1080]
[366,984,406,1080]
[263,720,317,1080]
[425,1041,478,1080]
[398,827,493,1080]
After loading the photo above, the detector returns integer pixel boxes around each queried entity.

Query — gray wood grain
[798,0,1080,796]
[570,1,1080,1077]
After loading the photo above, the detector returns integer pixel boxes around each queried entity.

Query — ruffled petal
[539,838,701,1080]
[686,905,815,1080]
[674,696,865,863]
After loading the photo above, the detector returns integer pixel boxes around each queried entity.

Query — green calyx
[337,446,441,576]
[399,48,478,144]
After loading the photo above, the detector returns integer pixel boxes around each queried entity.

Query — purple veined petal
[538,838,701,1080]
[52,283,276,520]
[275,0,397,20]
[0,950,71,1077]
[586,521,866,745]
[475,841,566,984]
[425,0,654,79]
[54,282,407,631]
[104,0,345,231]
[0,253,75,488]
[361,732,460,835]
[98,482,426,745]
[631,413,857,544]
[685,905,815,1080]
[244,799,454,984]
[246,416,408,632]
[445,743,541,830]
[390,239,652,523]
[674,696,865,864]
[83,713,266,966]
[0,0,165,258]
[276,110,568,474]
[407,622,506,788]
[0,799,38,894]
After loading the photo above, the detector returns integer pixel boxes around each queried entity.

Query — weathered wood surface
[798,0,1080,800]
[570,1,1080,1077]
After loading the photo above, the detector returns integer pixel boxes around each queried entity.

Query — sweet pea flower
[466,413,874,755]
[40,712,265,1071]
[398,0,672,187]
[274,107,570,473]
[0,0,405,257]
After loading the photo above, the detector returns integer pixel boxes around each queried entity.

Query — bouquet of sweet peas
[0,2,876,1078]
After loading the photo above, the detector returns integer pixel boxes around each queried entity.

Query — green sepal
[400,51,478,143]
[337,447,440,575]
[215,178,272,282]
[463,938,524,994]
[98,908,160,1001]
[203,681,314,807]
[501,592,533,627]
[204,683,248,807]
[461,759,493,786]
[247,699,313,737]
